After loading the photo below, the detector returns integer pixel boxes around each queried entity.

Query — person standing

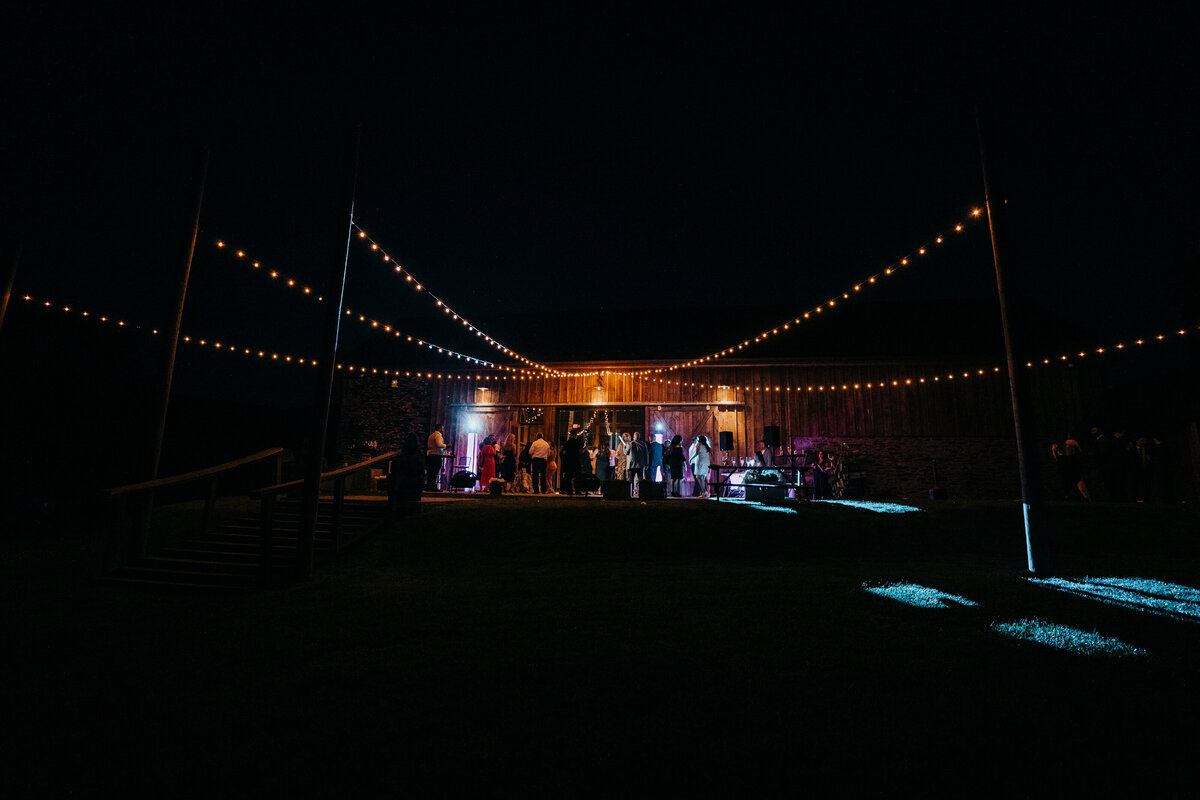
[666,434,686,497]
[691,435,712,497]
[1051,435,1089,501]
[595,439,611,482]
[613,433,629,482]
[478,435,497,490]
[647,433,664,484]
[626,431,647,495]
[812,450,833,500]
[561,431,582,495]
[546,447,559,494]
[501,434,517,492]
[425,423,446,491]
[528,432,551,494]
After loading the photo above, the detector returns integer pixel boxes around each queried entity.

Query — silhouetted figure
[647,434,664,483]
[1052,435,1089,501]
[624,431,647,495]
[390,433,425,507]
[425,423,446,491]
[501,435,517,492]
[561,430,582,494]
[666,435,686,497]
[812,450,833,500]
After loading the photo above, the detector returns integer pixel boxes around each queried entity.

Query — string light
[350,222,567,376]
[213,237,499,369]
[16,293,154,335]
[650,206,986,374]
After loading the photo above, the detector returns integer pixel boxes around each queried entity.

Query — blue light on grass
[722,499,799,514]
[862,582,979,608]
[820,500,920,514]
[992,618,1147,658]
[1028,577,1200,624]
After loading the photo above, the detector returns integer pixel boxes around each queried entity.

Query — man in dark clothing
[560,430,583,495]
[626,431,648,494]
[647,433,664,483]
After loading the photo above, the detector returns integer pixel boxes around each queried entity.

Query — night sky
[5,7,1198,394]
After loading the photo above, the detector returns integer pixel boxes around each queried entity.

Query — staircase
[98,498,392,592]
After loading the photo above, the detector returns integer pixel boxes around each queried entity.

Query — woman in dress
[666,434,686,497]
[613,434,628,482]
[595,440,611,482]
[500,434,517,492]
[812,450,832,500]
[691,435,712,497]
[478,435,498,490]
[545,447,559,493]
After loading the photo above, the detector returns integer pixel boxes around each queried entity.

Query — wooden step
[102,498,394,591]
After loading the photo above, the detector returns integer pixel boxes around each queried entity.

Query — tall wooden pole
[133,149,209,560]
[147,149,210,481]
[976,107,1052,575]
[297,127,360,579]
[0,238,19,333]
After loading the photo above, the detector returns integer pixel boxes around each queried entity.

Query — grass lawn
[6,497,1200,795]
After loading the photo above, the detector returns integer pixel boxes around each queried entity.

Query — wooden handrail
[106,448,285,497]
[249,450,399,498]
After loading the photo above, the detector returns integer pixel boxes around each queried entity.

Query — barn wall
[345,359,1112,499]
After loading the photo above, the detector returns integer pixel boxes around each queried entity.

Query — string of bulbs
[213,238,497,367]
[350,222,571,376]
[16,281,1195,396]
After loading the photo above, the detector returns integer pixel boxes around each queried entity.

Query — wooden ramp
[98,498,393,592]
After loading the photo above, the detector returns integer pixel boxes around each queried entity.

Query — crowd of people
[1051,426,1174,502]
[415,421,1177,503]
[421,422,717,497]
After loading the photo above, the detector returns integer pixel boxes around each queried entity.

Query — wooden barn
[338,298,1195,501]
[344,352,1107,501]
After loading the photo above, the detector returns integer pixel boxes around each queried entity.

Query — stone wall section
[340,375,434,454]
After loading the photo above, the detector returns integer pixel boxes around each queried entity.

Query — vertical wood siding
[413,360,1100,461]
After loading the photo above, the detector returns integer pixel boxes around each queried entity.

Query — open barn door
[454,407,519,476]
[646,405,745,494]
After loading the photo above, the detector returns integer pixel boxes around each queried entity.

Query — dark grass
[5,497,1200,795]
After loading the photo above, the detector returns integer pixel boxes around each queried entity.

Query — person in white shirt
[527,433,553,494]
[425,424,445,490]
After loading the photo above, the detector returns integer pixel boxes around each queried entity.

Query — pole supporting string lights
[212,238,497,368]
[350,221,570,376]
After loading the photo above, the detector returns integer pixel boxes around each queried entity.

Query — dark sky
[5,6,1198,382]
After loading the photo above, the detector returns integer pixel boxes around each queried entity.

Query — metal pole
[976,107,1052,575]
[297,127,360,579]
